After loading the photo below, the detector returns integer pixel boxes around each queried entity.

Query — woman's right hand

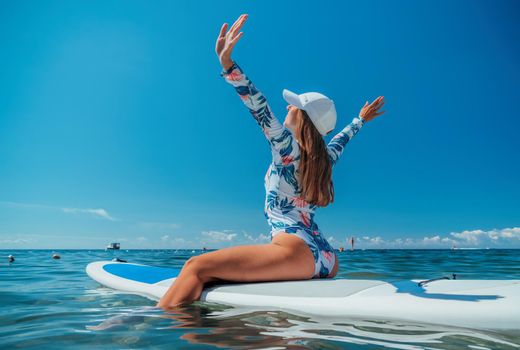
[359,96,386,123]
[215,14,248,71]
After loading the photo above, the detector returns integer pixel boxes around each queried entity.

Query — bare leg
[156,233,315,309]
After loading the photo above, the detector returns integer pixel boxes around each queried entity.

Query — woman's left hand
[359,96,385,123]
[215,14,248,70]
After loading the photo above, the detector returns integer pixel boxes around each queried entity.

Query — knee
[182,256,211,282]
[183,256,200,273]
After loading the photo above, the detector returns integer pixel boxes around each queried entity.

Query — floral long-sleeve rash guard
[221,61,364,277]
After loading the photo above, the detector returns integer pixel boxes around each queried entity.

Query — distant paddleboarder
[157,14,385,309]
[349,237,355,251]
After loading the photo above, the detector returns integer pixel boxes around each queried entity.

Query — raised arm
[220,62,290,150]
[327,96,385,166]
[327,117,364,166]
[216,14,292,154]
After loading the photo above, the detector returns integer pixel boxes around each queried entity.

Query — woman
[157,14,385,309]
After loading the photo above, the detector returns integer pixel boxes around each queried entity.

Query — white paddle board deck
[86,261,520,330]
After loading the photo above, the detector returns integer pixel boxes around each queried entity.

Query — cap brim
[282,89,303,109]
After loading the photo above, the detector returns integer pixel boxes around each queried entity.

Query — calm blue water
[1,249,519,349]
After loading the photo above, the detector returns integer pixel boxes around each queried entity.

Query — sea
[1,249,519,349]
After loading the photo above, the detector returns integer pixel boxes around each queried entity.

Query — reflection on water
[1,249,519,349]
[84,292,520,350]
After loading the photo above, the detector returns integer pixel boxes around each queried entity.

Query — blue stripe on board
[103,263,181,284]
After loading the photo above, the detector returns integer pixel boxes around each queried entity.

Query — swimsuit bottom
[272,226,337,278]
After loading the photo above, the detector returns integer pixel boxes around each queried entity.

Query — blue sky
[1,0,519,249]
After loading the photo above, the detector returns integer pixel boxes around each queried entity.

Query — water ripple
[0,249,519,349]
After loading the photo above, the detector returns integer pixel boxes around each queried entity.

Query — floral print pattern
[221,62,363,278]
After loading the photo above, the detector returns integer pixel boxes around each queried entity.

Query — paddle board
[86,261,520,331]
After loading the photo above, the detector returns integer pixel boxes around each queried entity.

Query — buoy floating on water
[52,253,61,260]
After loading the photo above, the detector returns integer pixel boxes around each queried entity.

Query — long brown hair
[294,109,334,207]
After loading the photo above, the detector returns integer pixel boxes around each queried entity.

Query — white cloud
[449,227,520,246]
[0,237,36,245]
[241,231,270,244]
[1,201,117,221]
[370,236,384,244]
[341,227,520,249]
[450,229,484,245]
[359,236,385,245]
[191,230,271,248]
[422,235,441,244]
[201,230,238,242]
[62,207,116,221]
[172,237,189,245]
[158,235,192,248]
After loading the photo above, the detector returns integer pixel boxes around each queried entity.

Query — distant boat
[106,242,120,250]
[348,236,355,251]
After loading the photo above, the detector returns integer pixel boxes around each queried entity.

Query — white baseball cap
[282,89,337,135]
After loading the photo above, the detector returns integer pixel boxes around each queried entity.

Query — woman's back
[264,133,319,235]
